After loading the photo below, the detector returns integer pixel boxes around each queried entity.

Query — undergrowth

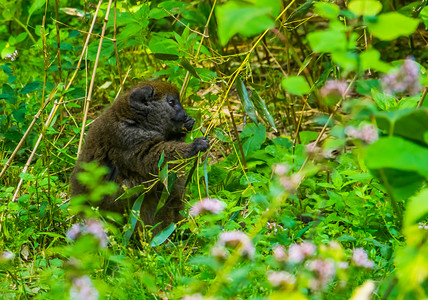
[0,0,428,299]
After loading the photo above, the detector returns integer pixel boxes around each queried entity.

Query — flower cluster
[66,219,108,248]
[266,221,286,234]
[0,251,14,262]
[270,241,376,294]
[288,241,316,263]
[279,173,303,193]
[190,198,226,216]
[70,276,99,300]
[351,248,375,268]
[212,231,255,259]
[320,80,349,99]
[345,124,378,144]
[381,57,422,95]
[418,222,428,230]
[267,271,296,289]
[4,50,18,61]
[307,258,336,290]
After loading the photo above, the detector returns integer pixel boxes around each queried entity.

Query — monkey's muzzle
[183,116,195,132]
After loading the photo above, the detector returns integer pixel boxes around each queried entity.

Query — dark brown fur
[70,81,209,233]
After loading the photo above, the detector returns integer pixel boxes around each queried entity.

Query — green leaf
[366,137,428,178]
[375,109,428,146]
[155,172,177,215]
[367,12,420,41]
[180,58,200,79]
[360,49,391,73]
[281,76,311,96]
[1,65,12,75]
[307,29,347,53]
[371,88,397,111]
[348,0,382,16]
[421,6,428,29]
[314,2,340,20]
[235,77,258,124]
[240,172,269,185]
[149,35,179,57]
[123,193,145,247]
[215,0,280,45]
[158,151,165,168]
[150,223,175,246]
[116,184,147,200]
[213,128,232,143]
[20,81,44,94]
[241,123,266,156]
[28,0,46,23]
[365,137,428,199]
[405,188,428,227]
[250,90,277,132]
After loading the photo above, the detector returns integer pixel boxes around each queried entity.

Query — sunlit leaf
[235,77,258,124]
[367,12,420,41]
[348,0,382,16]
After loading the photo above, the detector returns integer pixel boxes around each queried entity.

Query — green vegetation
[1,0,428,298]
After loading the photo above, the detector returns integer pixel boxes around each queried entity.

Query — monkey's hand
[192,137,210,153]
[183,116,195,132]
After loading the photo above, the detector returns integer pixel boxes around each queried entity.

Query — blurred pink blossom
[307,259,336,290]
[66,219,108,248]
[4,50,18,61]
[0,251,14,262]
[273,164,290,176]
[217,231,255,259]
[190,198,226,216]
[352,248,374,268]
[273,245,287,262]
[288,241,316,263]
[280,173,302,193]
[382,57,422,95]
[70,276,99,300]
[268,271,296,288]
[182,294,203,300]
[345,124,378,144]
[320,80,348,98]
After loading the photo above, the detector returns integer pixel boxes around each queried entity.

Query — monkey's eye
[168,99,176,106]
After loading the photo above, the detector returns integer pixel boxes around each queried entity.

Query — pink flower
[352,248,374,268]
[182,294,203,300]
[320,80,349,98]
[273,164,290,176]
[66,219,108,248]
[0,251,14,262]
[190,198,226,216]
[279,173,302,193]
[268,271,296,288]
[345,124,378,144]
[211,246,229,260]
[273,245,287,262]
[217,231,255,259]
[307,259,336,290]
[288,241,316,263]
[70,276,99,300]
[382,57,422,95]
[266,222,285,234]
[4,50,18,61]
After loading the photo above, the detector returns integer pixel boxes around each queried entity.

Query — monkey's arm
[141,137,209,174]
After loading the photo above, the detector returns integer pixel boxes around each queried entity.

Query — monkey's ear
[129,85,154,108]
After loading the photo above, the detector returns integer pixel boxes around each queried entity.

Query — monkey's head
[127,81,195,136]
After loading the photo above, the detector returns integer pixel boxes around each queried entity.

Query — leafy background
[0,0,427,299]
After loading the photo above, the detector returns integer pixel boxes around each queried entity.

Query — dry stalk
[0,87,58,179]
[113,0,122,84]
[12,101,60,202]
[5,1,103,198]
[78,0,114,155]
